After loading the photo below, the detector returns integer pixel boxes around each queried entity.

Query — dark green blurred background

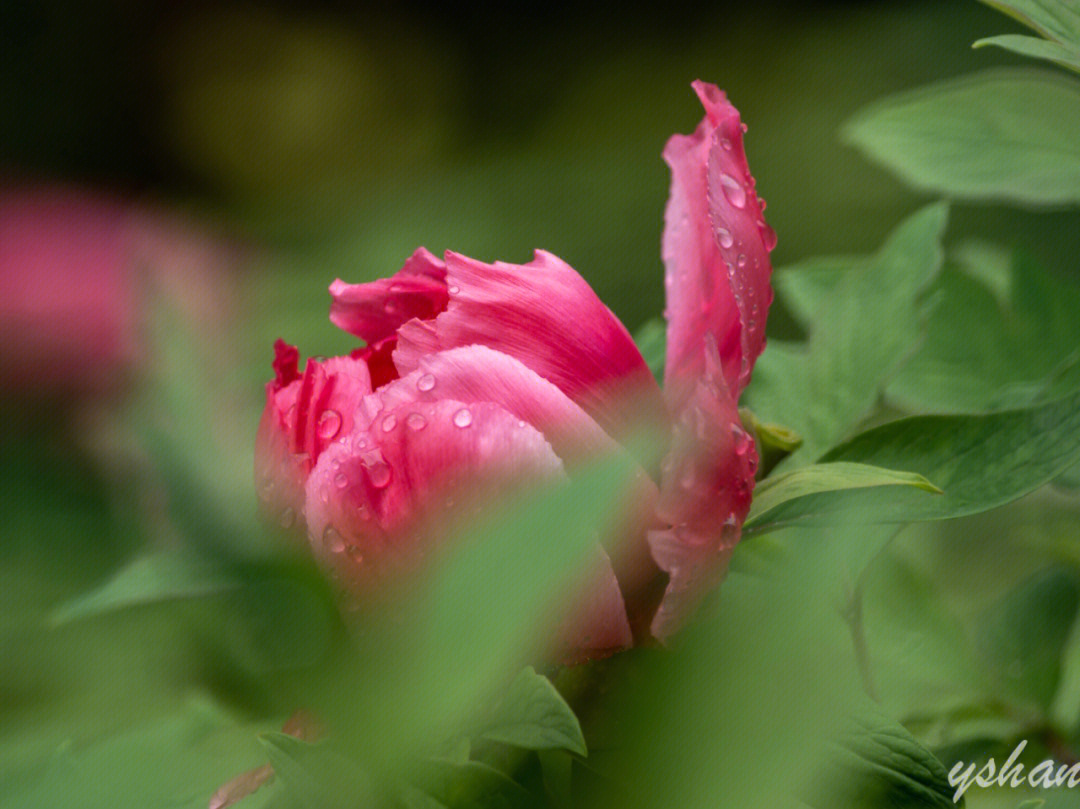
[5,0,1077,348]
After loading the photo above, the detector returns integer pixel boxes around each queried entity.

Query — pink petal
[303,398,633,660]
[648,341,757,639]
[329,247,448,345]
[369,345,623,465]
[0,186,139,395]
[254,341,372,526]
[394,250,666,448]
[662,81,775,403]
[304,399,566,573]
[368,344,663,622]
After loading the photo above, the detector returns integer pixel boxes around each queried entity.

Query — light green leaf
[49,550,240,626]
[260,733,373,809]
[974,34,1080,72]
[476,667,586,756]
[979,0,1080,46]
[746,203,948,463]
[764,389,1080,526]
[843,69,1080,205]
[745,462,941,536]
[887,249,1080,413]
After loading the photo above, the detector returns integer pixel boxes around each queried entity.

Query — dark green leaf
[759,390,1080,527]
[408,759,540,809]
[843,69,1080,205]
[476,667,586,756]
[811,707,960,808]
[745,462,941,536]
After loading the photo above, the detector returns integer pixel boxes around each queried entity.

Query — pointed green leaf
[843,69,1080,205]
[477,667,586,756]
[979,0,1080,46]
[974,34,1080,72]
[50,550,240,626]
[745,462,941,536]
[759,389,1080,526]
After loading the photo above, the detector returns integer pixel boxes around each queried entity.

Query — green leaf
[974,34,1080,73]
[761,389,1080,526]
[979,0,1080,46]
[746,203,948,463]
[843,69,1080,206]
[259,733,373,809]
[49,549,240,626]
[887,249,1080,413]
[476,667,587,756]
[633,318,666,383]
[976,567,1080,712]
[811,707,960,808]
[745,462,941,536]
[408,759,540,809]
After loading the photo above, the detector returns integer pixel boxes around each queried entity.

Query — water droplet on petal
[323,526,345,553]
[453,408,473,428]
[317,409,342,440]
[280,507,296,529]
[416,373,436,392]
[368,461,392,488]
[448,285,460,295]
[720,136,732,151]
[335,472,348,489]
[381,414,397,432]
[737,254,747,268]
[716,227,734,249]
[383,300,397,315]
[719,173,746,209]
[407,412,427,431]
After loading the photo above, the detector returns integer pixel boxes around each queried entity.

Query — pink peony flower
[255,81,774,660]
[0,183,241,400]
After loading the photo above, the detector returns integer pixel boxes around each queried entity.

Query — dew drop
[317,409,342,440]
[407,412,427,431]
[416,373,436,392]
[323,526,345,553]
[335,472,348,489]
[719,173,746,208]
[383,300,397,315]
[381,414,397,432]
[453,408,473,428]
[368,461,392,488]
[448,285,460,295]
[737,254,747,268]
[720,136,732,151]
[716,227,734,249]
[280,507,296,529]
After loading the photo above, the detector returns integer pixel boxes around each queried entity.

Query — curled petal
[254,341,372,524]
[394,250,666,448]
[663,81,774,404]
[329,247,447,346]
[648,341,757,639]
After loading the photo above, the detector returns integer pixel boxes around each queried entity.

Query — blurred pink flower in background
[0,183,241,402]
[255,81,775,661]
